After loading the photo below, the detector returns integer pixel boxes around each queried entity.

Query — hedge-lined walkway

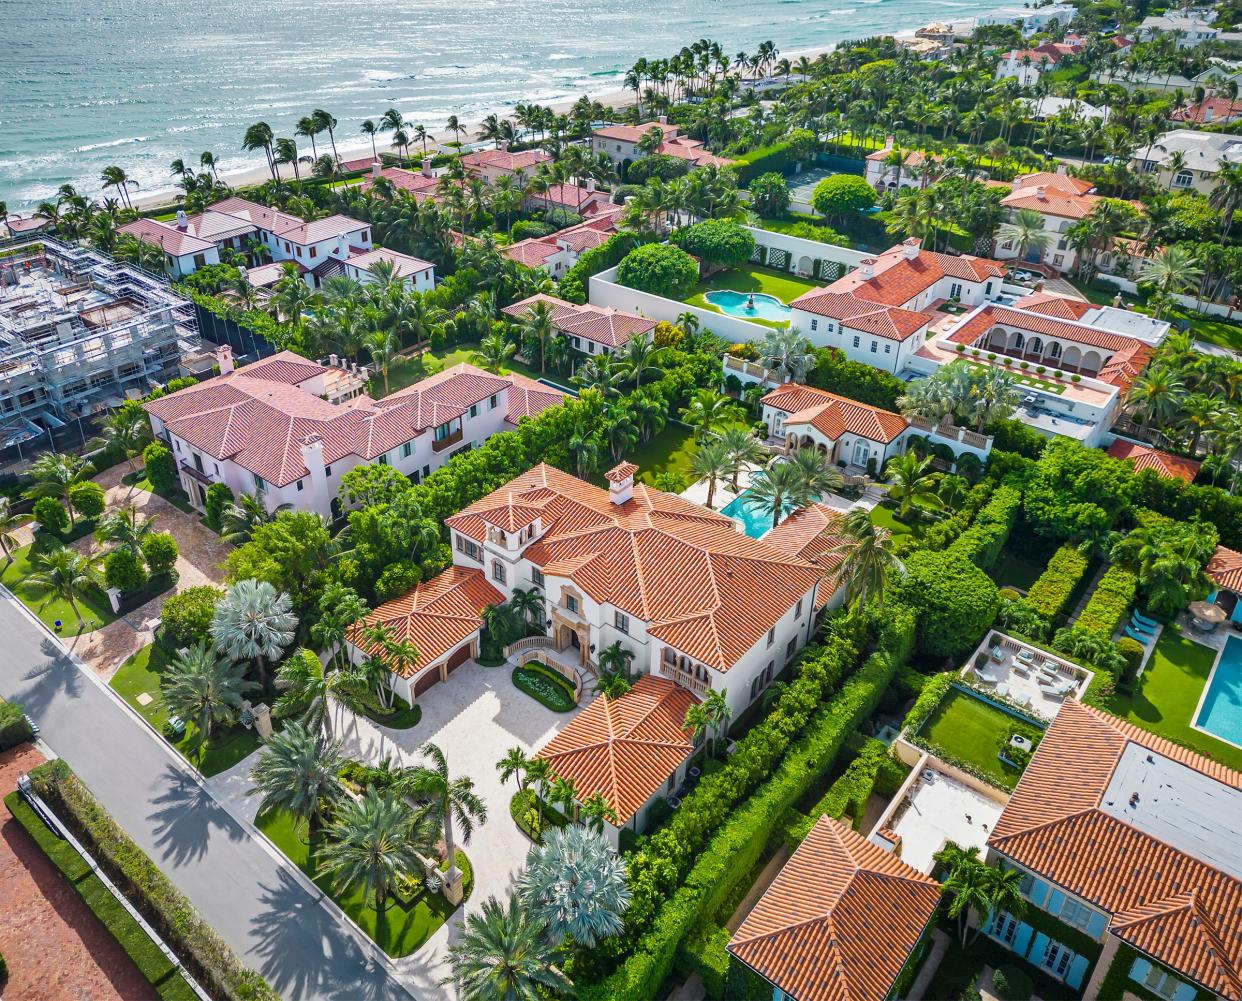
[0,744,158,1001]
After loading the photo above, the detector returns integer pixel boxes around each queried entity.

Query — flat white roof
[1101,743,1242,880]
[1081,305,1170,345]
[890,769,1005,874]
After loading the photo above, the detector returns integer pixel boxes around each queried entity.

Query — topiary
[997,586,1022,601]
[33,496,69,537]
[69,481,105,521]
[104,547,147,593]
[143,441,176,493]
[204,482,233,531]
[896,549,1001,659]
[615,243,700,300]
[141,532,179,576]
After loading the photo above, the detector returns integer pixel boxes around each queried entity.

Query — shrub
[998,597,1051,642]
[806,738,891,828]
[810,174,876,221]
[204,482,234,531]
[375,560,421,601]
[807,347,904,410]
[896,550,1000,659]
[994,964,1033,1001]
[1077,565,1138,639]
[141,532,179,576]
[1117,636,1145,677]
[626,154,690,184]
[0,699,34,751]
[512,663,576,712]
[510,219,556,241]
[33,496,69,536]
[616,244,700,300]
[672,219,755,270]
[143,441,176,493]
[160,586,222,648]
[652,321,685,349]
[69,481,106,520]
[734,139,801,184]
[104,548,147,593]
[748,172,791,217]
[28,760,278,1001]
[1024,544,1089,621]
[901,672,954,733]
[558,232,642,303]
[949,484,1022,570]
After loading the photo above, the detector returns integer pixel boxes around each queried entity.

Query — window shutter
[1028,879,1049,907]
[1129,957,1152,983]
[1047,889,1066,915]
[1013,923,1034,955]
[1066,954,1089,990]
[1086,911,1107,938]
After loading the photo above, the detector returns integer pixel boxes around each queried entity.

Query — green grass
[920,689,1043,790]
[370,342,554,397]
[869,501,926,540]
[512,663,577,712]
[990,548,1047,592]
[120,470,196,514]
[622,424,702,488]
[110,643,263,777]
[364,693,422,730]
[0,543,116,635]
[256,808,461,957]
[684,265,825,328]
[963,359,1066,395]
[5,793,198,1001]
[1104,627,1242,771]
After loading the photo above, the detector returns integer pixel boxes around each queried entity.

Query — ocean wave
[76,136,150,152]
[548,53,576,60]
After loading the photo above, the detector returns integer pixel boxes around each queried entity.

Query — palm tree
[680,389,736,441]
[0,497,32,569]
[94,505,155,556]
[508,588,544,631]
[273,647,376,738]
[248,722,345,837]
[718,427,766,492]
[1209,159,1242,236]
[365,328,399,394]
[28,548,101,628]
[474,331,516,373]
[442,894,570,1001]
[219,493,276,545]
[618,337,664,387]
[357,620,418,711]
[242,122,277,181]
[312,109,340,163]
[1138,246,1203,317]
[318,789,432,917]
[579,792,618,833]
[550,775,578,820]
[209,579,297,691]
[516,824,631,947]
[497,747,530,795]
[829,507,905,611]
[100,165,138,210]
[101,406,151,477]
[163,641,257,765]
[884,452,943,520]
[691,687,732,756]
[690,440,731,509]
[997,207,1050,262]
[400,742,487,889]
[747,460,809,530]
[360,119,379,162]
[787,446,845,501]
[26,452,95,526]
[1127,365,1186,436]
[523,758,552,828]
[934,842,1025,947]
[757,327,815,383]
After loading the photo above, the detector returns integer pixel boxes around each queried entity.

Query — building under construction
[0,238,197,449]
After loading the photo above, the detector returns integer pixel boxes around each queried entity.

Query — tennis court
[787,167,839,204]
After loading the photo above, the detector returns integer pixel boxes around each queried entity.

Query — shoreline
[126,17,973,212]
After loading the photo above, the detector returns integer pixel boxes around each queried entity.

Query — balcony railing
[431,427,463,452]
[658,662,711,698]
[179,461,213,485]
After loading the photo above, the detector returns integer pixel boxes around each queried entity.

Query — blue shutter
[1013,923,1034,955]
[1028,878,1049,907]
[1171,982,1196,1001]
[1129,957,1153,983]
[1067,954,1089,990]
[1028,932,1050,964]
[1086,911,1107,939]
[1047,889,1066,916]
[982,912,996,935]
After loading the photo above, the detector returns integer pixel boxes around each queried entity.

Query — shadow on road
[146,763,244,866]
[14,639,86,719]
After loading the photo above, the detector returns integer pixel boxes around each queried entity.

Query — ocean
[0,0,1002,211]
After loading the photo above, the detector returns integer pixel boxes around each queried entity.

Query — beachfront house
[976,3,1076,36]
[591,117,733,178]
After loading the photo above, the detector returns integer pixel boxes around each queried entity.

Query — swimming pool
[704,290,792,323]
[1194,634,1242,748]
[720,488,804,539]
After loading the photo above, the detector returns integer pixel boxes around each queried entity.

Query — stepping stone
[136,692,153,707]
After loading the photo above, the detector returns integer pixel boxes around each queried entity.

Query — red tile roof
[762,384,910,444]
[1107,440,1201,483]
[1207,544,1242,593]
[817,244,1005,310]
[605,461,639,483]
[593,121,683,143]
[4,216,51,235]
[763,502,846,609]
[446,464,823,671]
[946,304,1138,353]
[501,238,562,267]
[790,290,929,340]
[278,213,369,246]
[349,567,504,672]
[502,372,565,424]
[461,148,552,174]
[118,218,216,257]
[529,183,607,211]
[1013,292,1095,320]
[1002,186,1102,220]
[536,675,695,824]
[1172,98,1242,124]
[345,247,434,279]
[1012,172,1096,196]
[502,293,656,348]
[729,817,941,1001]
[989,701,1242,1000]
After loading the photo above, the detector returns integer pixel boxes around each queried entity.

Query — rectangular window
[325,465,332,477]
[884,343,891,354]
[422,464,431,478]
[531,568,545,588]
[401,441,413,458]
[991,912,1019,946]
[785,637,797,660]
[456,536,482,562]
[810,318,818,331]
[766,628,775,648]
[950,282,963,297]
[193,254,207,269]
[254,474,266,493]
[852,335,860,348]
[615,611,629,633]
[565,594,578,613]
[491,560,507,584]
[310,246,317,259]
[489,394,498,409]
[1059,899,1093,930]
[296,479,304,491]
[870,340,878,353]
[469,404,478,418]
[795,598,804,618]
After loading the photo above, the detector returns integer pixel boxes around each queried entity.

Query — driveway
[210,660,585,1000]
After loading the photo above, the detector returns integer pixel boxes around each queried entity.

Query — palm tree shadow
[250,867,397,1001]
[145,763,243,865]
[16,639,85,718]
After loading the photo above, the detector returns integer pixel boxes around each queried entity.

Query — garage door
[414,667,440,697]
[446,643,472,674]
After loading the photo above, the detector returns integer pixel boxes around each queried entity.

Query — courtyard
[918,688,1044,791]
[683,264,824,328]
[880,764,1006,875]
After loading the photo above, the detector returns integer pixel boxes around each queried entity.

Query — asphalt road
[0,594,415,1001]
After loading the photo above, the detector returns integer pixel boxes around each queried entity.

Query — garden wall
[745,226,869,273]
[589,265,770,343]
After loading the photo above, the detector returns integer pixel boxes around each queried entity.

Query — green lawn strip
[869,502,926,540]
[919,689,1042,790]
[512,662,577,712]
[0,543,116,635]
[5,793,198,1001]
[962,359,1066,395]
[622,424,701,487]
[119,471,196,514]
[364,693,421,730]
[691,264,824,304]
[1103,628,1242,771]
[990,548,1047,592]
[110,643,262,777]
[255,808,459,957]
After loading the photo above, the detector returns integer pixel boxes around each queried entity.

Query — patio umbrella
[1189,601,1227,624]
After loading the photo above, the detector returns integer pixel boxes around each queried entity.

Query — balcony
[179,460,213,486]
[431,427,463,453]
[658,662,711,698]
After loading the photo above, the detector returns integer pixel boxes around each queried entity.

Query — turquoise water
[1,0,1006,210]
[1195,635,1242,748]
[705,290,792,323]
[722,492,778,538]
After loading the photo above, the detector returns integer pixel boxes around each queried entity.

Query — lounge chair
[1128,616,1156,635]
[975,665,1001,685]
[1012,691,1034,708]
[1016,649,1036,666]
[1124,626,1150,644]
[1013,662,1031,678]
[1039,677,1076,698]
[989,645,1005,664]
[1132,610,1159,628]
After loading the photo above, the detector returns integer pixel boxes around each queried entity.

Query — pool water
[1195,635,1242,747]
[721,489,798,539]
[704,290,792,323]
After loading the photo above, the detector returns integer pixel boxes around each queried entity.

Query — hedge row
[733,140,800,185]
[557,231,644,304]
[28,761,277,1001]
[804,737,891,832]
[1024,544,1090,621]
[584,608,916,1001]
[900,671,955,735]
[0,699,34,751]
[949,483,1023,570]
[916,481,993,553]
[1076,565,1138,640]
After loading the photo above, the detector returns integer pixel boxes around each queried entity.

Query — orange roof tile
[502,293,656,348]
[1012,171,1095,196]
[763,503,846,609]
[1107,440,1201,483]
[1207,544,1242,593]
[762,384,910,443]
[729,817,941,1001]
[816,244,1005,310]
[791,290,929,340]
[536,675,695,824]
[501,372,565,424]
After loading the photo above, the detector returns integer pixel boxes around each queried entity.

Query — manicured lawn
[623,424,701,488]
[963,359,1066,395]
[990,548,1047,592]
[110,643,263,777]
[364,693,422,730]
[1104,628,1242,771]
[256,808,462,957]
[120,470,196,514]
[868,501,925,540]
[512,663,577,712]
[1184,314,1242,352]
[684,265,824,328]
[370,343,557,397]
[919,688,1043,790]
[0,543,116,635]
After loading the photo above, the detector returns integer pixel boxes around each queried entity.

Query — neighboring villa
[760,382,993,473]
[118,196,435,290]
[142,347,563,518]
[1106,439,1202,483]
[525,180,611,217]
[502,292,658,357]
[864,137,942,193]
[975,3,1076,36]
[1206,544,1242,624]
[996,169,1115,273]
[591,117,734,176]
[763,502,847,612]
[1132,131,1242,196]
[361,163,466,204]
[995,48,1062,87]
[984,700,1242,1000]
[728,816,942,1001]
[1136,12,1224,47]
[499,207,625,277]
[460,145,553,185]
[1171,97,1242,126]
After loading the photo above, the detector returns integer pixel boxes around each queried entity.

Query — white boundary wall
[1095,272,1242,321]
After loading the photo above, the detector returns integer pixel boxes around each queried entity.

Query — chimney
[902,238,920,260]
[499,139,509,151]
[859,258,876,279]
[422,161,434,178]
[585,178,596,193]
[658,115,668,126]
[175,210,188,230]
[371,161,382,178]
[884,134,895,151]
[336,234,347,258]
[216,343,235,374]
[604,462,637,505]
[300,434,328,505]
[1035,185,1046,199]
[1056,163,1067,175]
[329,353,340,367]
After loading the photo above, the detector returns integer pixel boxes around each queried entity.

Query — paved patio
[208,658,584,999]
[964,631,1093,721]
[885,767,1005,875]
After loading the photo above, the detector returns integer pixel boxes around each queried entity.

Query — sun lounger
[1132,610,1158,628]
[1016,649,1036,666]
[1128,616,1156,635]
[1038,678,1075,698]
[1124,626,1150,644]
[989,646,1005,663]
[975,665,1001,685]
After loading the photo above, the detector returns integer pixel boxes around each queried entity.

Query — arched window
[1030,337,1044,355]
[1012,332,1025,351]
[1048,341,1062,359]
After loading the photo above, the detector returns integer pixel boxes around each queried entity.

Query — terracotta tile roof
[183,210,259,243]
[729,817,941,1001]
[605,461,639,483]
[445,464,823,671]
[946,304,1138,353]
[762,384,909,444]
[763,502,846,609]
[535,675,694,824]
[529,183,607,210]
[865,147,939,166]
[1107,440,1201,483]
[502,293,656,348]
[500,293,584,325]
[239,350,327,386]
[1003,47,1061,64]
[345,247,434,279]
[988,701,1242,1000]
[4,216,51,235]
[593,121,683,143]
[1013,292,1095,320]
[1097,341,1155,391]
[243,262,286,288]
[278,213,369,246]
[118,218,216,257]
[362,166,439,195]
[501,238,562,267]
[461,148,552,173]
[1002,187,1102,220]
[1013,172,1096,196]
[501,372,565,424]
[349,567,504,672]
[819,244,1005,310]
[790,290,929,340]
[1207,544,1242,592]
[206,196,305,236]
[1172,98,1242,124]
